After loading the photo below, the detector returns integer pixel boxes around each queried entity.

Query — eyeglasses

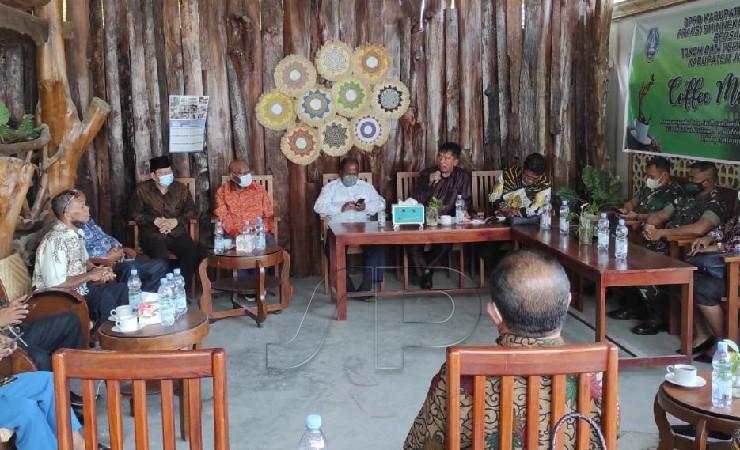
[59,190,80,215]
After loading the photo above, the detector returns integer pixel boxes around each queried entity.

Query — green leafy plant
[556,165,624,217]
[0,101,42,144]
[427,196,442,211]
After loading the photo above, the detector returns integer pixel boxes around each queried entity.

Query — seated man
[214,158,275,245]
[685,194,740,362]
[631,161,727,335]
[80,192,167,292]
[33,190,128,326]
[314,156,386,292]
[494,152,552,217]
[130,156,206,293]
[404,250,609,449]
[619,156,683,222]
[0,334,91,450]
[409,142,471,289]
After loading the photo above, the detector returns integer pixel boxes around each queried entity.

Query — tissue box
[392,204,425,227]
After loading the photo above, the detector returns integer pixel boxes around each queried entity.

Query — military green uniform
[632,179,684,215]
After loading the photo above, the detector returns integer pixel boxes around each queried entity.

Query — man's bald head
[489,250,570,337]
[229,159,249,174]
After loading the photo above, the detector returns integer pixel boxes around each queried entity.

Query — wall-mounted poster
[624,0,740,163]
[169,95,209,153]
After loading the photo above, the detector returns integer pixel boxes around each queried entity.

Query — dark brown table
[327,221,512,320]
[512,225,696,367]
[655,371,740,449]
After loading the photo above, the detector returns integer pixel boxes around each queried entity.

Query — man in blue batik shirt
[81,217,167,293]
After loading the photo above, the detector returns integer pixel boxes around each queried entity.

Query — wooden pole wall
[12,0,614,276]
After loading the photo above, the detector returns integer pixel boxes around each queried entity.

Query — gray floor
[93,272,707,449]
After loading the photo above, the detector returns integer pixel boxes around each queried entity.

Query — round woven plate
[351,114,389,152]
[315,40,353,81]
[319,117,352,157]
[295,87,335,127]
[352,44,390,85]
[332,76,370,118]
[281,125,321,165]
[274,54,317,97]
[371,79,410,120]
[255,90,295,131]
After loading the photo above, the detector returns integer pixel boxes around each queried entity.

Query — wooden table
[198,244,292,326]
[327,221,511,320]
[512,225,696,367]
[655,371,740,449]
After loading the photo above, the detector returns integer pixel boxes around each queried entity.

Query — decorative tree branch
[0,124,50,156]
[0,3,49,45]
[0,157,35,259]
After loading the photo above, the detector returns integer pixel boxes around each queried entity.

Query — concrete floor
[93,272,709,449]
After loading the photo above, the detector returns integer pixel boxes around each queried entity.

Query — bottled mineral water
[157,278,176,327]
[236,220,254,253]
[172,268,188,316]
[214,219,225,254]
[559,200,570,235]
[615,219,629,260]
[712,341,733,408]
[127,269,142,311]
[597,213,610,251]
[297,414,327,450]
[255,217,266,251]
[455,194,465,224]
[540,203,551,230]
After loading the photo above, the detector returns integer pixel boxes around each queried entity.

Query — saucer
[665,373,706,388]
[630,129,652,146]
[112,325,141,333]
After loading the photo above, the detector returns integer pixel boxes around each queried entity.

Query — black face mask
[684,180,704,194]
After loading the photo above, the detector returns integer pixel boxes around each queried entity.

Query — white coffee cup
[667,364,697,386]
[635,120,650,144]
[440,215,453,226]
[115,315,139,332]
[110,305,134,319]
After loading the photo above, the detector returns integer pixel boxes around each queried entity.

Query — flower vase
[426,208,439,227]
[578,214,595,245]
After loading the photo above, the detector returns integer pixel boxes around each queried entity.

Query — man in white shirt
[314,157,386,292]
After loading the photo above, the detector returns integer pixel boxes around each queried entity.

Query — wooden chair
[128,177,200,297]
[446,343,619,450]
[217,174,280,243]
[471,170,502,287]
[53,348,229,450]
[320,172,373,294]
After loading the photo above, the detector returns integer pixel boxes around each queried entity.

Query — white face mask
[237,173,253,188]
[645,177,661,190]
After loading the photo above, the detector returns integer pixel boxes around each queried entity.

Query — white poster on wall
[168,95,209,153]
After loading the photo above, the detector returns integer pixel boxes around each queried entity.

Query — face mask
[158,173,174,187]
[645,177,661,190]
[684,181,703,194]
[342,175,358,187]
[238,173,253,188]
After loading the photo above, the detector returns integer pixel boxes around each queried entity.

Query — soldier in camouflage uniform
[631,161,727,335]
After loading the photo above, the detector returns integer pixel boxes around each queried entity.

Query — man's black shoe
[607,307,641,320]
[631,321,667,335]
[70,391,84,408]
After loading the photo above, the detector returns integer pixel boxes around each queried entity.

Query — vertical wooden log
[459,0,483,168]
[444,5,459,144]
[586,0,612,169]
[425,0,445,165]
[495,0,510,166]
[537,0,553,162]
[125,0,153,180]
[552,0,576,187]
[409,0,427,168]
[506,0,522,165]
[481,0,500,169]
[142,0,163,157]
[0,42,25,122]
[316,0,342,179]
[382,0,404,205]
[520,0,542,159]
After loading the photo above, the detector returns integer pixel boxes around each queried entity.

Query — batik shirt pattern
[32,221,89,296]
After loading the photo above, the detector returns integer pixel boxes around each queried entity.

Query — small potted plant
[426,196,441,227]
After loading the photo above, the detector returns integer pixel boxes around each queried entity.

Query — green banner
[625,0,740,163]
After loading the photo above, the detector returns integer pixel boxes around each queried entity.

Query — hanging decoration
[274,55,317,97]
[255,90,295,131]
[320,117,352,157]
[352,44,390,85]
[295,87,335,127]
[280,125,321,165]
[332,76,369,118]
[371,80,410,120]
[315,40,353,81]
[351,114,388,152]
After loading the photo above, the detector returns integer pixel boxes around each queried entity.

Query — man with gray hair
[405,250,609,449]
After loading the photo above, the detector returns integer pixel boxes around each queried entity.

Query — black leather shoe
[675,336,716,355]
[631,321,667,335]
[607,307,641,320]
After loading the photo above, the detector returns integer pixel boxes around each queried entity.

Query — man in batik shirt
[404,250,612,450]
[493,152,552,218]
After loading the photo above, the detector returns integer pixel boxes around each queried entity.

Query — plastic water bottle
[615,219,629,260]
[214,220,225,254]
[157,278,176,327]
[559,200,570,235]
[597,213,610,251]
[540,203,551,230]
[127,269,142,311]
[712,341,733,408]
[455,194,465,224]
[297,414,327,450]
[236,220,254,253]
[255,217,266,251]
[172,268,188,316]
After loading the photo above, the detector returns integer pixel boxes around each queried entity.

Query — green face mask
[684,180,703,194]
[341,175,358,187]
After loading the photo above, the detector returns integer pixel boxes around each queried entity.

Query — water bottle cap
[166,273,174,279]
[600,212,607,218]
[160,277,167,283]
[618,218,625,225]
[562,199,568,205]
[718,341,728,352]
[173,268,181,275]
[131,269,138,275]
[306,414,322,430]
